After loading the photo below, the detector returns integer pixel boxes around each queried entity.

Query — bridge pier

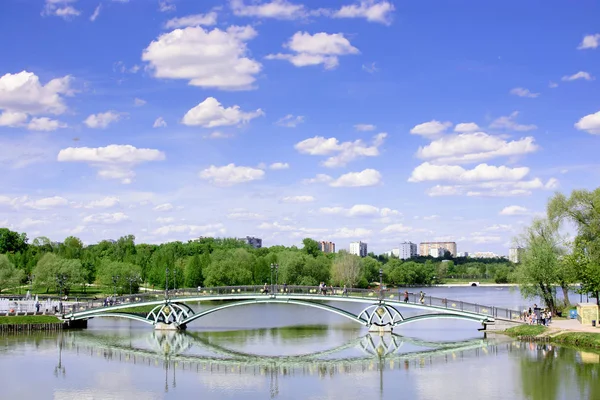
[154,322,186,331]
[368,324,393,333]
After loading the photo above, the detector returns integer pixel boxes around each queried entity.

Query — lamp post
[165,268,169,299]
[112,275,120,297]
[270,263,279,295]
[56,273,67,300]
[127,275,141,295]
[379,268,383,301]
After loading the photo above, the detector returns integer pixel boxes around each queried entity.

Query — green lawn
[504,325,549,337]
[0,315,61,325]
[552,332,600,349]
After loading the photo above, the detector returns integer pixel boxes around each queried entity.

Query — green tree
[184,254,205,287]
[204,248,254,286]
[302,238,321,257]
[331,252,361,287]
[0,255,23,293]
[96,260,142,295]
[32,253,84,295]
[0,228,28,254]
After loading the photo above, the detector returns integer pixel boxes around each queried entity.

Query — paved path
[549,318,600,333]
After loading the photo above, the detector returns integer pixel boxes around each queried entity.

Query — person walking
[404,290,409,303]
[419,291,425,305]
[263,283,269,295]
[342,285,348,297]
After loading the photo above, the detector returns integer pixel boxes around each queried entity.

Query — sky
[0,0,599,255]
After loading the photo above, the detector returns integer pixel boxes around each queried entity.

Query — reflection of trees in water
[517,342,600,400]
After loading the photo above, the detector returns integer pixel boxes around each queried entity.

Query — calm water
[1,287,598,400]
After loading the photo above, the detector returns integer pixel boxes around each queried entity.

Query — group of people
[523,304,552,326]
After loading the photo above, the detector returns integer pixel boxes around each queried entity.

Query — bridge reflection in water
[51,329,511,395]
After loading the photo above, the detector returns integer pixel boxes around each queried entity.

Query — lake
[0,286,597,399]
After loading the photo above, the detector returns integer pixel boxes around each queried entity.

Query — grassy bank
[504,325,600,350]
[0,315,61,325]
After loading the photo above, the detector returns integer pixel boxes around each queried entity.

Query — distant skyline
[0,0,599,254]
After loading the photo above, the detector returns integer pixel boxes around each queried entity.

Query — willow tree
[514,218,565,314]
[548,188,600,304]
[331,251,361,287]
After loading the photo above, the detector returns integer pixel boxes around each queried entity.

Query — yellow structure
[577,303,599,326]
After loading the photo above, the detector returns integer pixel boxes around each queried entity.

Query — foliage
[0,255,23,293]
[0,228,28,254]
[96,260,143,295]
[331,251,361,287]
[503,325,548,337]
[32,253,85,295]
[0,316,61,325]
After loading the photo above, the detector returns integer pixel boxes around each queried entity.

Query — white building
[349,241,368,257]
[509,247,524,263]
[384,249,400,258]
[398,241,418,260]
[429,247,448,258]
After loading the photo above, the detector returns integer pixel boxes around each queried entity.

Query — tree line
[514,187,600,314]
[0,231,514,296]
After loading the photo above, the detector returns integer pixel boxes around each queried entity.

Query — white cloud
[319,204,399,218]
[27,117,67,131]
[84,111,122,129]
[266,32,359,69]
[85,197,119,209]
[354,124,376,131]
[423,215,439,221]
[454,122,480,133]
[182,97,264,127]
[20,218,49,229]
[42,0,80,19]
[409,163,529,183]
[575,110,600,135]
[426,185,462,197]
[226,212,265,220]
[330,169,382,187]
[143,25,261,90]
[362,62,378,73]
[381,223,412,234]
[426,177,557,198]
[90,4,101,21]
[57,145,166,184]
[302,174,333,184]
[471,234,502,244]
[281,195,315,203]
[158,0,176,12]
[332,227,372,238]
[295,132,386,167]
[410,120,452,138]
[484,224,513,232]
[199,164,265,185]
[0,71,72,116]
[153,203,173,212]
[152,223,225,237]
[156,217,175,224]
[0,111,28,127]
[230,0,306,19]
[578,34,600,50]
[164,12,218,29]
[548,82,558,88]
[489,111,537,131]
[499,205,529,216]
[510,87,539,98]
[561,71,594,81]
[276,114,304,127]
[83,212,130,224]
[24,196,68,210]
[416,132,538,164]
[133,98,146,107]
[204,131,235,139]
[333,0,395,25]
[153,117,167,128]
[269,162,289,170]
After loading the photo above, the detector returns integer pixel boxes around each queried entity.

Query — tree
[548,188,600,304]
[513,218,565,314]
[0,255,23,293]
[331,252,361,287]
[302,238,321,258]
[33,253,84,295]
[0,228,28,254]
[60,236,83,259]
[184,254,205,288]
[96,260,142,295]
[203,249,254,286]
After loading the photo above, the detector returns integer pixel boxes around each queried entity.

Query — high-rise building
[509,247,524,263]
[398,241,418,260]
[319,241,336,253]
[349,241,368,257]
[429,247,449,258]
[241,236,262,248]
[419,241,457,257]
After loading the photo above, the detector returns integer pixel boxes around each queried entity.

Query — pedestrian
[419,291,425,305]
[343,285,348,297]
[404,291,409,303]
[263,283,269,295]
[283,283,288,294]
[35,301,40,313]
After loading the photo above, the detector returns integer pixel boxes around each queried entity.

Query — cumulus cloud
[333,0,395,25]
[230,0,307,19]
[269,162,289,170]
[281,195,315,203]
[158,0,176,12]
[83,212,130,224]
[85,197,119,209]
[164,12,217,29]
[578,34,600,50]
[153,203,173,212]
[454,122,480,133]
[226,211,265,220]
[24,196,69,210]
[182,97,264,127]
[152,223,225,237]
[266,31,359,69]
[416,132,538,164]
[499,205,529,216]
[27,117,67,131]
[153,117,167,128]
[575,110,600,134]
[84,111,123,129]
[0,111,28,127]
[410,120,452,138]
[203,131,234,139]
[510,87,539,98]
[42,0,80,19]
[319,204,399,218]
[276,114,304,127]
[330,169,382,187]
[57,144,166,184]
[295,132,386,167]
[380,223,412,233]
[302,174,334,184]
[409,163,529,183]
[561,71,594,81]
[489,111,537,131]
[142,25,261,90]
[199,163,265,185]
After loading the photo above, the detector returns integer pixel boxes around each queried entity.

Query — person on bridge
[342,285,348,297]
[404,291,409,303]
[419,291,425,305]
[262,283,269,295]
[283,283,288,294]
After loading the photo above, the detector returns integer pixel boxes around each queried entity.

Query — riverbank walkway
[550,318,600,333]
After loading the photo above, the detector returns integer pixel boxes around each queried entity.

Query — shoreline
[435,283,518,287]
[503,325,600,352]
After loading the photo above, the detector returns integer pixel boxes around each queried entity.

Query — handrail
[61,285,523,321]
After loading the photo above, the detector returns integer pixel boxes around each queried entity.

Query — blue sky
[0,0,599,255]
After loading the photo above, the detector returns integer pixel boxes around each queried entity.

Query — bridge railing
[61,285,523,321]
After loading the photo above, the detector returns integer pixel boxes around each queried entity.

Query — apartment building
[419,241,457,257]
[349,241,368,257]
[319,241,336,253]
